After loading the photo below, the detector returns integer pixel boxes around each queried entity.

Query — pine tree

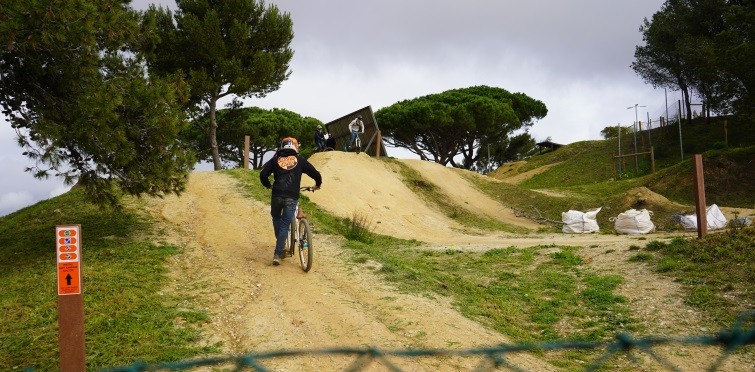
[143,0,294,170]
[0,0,195,207]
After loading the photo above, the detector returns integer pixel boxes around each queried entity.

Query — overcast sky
[1,0,681,216]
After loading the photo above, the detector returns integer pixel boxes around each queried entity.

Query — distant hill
[491,116,753,208]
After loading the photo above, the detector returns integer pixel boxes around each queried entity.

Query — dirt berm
[142,151,749,371]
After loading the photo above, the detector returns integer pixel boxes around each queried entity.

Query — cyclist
[260,137,322,266]
[343,115,364,151]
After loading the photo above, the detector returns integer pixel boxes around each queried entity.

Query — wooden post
[375,131,382,159]
[650,146,655,173]
[58,296,85,371]
[693,154,707,238]
[57,225,85,372]
[243,135,250,169]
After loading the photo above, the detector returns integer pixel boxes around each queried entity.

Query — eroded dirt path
[142,158,752,370]
[145,171,555,371]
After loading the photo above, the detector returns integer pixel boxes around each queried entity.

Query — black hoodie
[259,149,322,199]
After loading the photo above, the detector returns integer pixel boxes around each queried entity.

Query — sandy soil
[495,163,560,185]
[142,151,752,371]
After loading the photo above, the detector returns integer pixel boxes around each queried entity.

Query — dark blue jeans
[270,196,297,258]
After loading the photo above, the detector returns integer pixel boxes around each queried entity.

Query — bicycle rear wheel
[298,219,313,272]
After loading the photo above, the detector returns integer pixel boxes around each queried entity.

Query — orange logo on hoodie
[277,155,298,170]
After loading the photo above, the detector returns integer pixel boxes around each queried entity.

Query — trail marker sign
[56,225,81,295]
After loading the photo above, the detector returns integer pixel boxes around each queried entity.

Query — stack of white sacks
[562,204,733,235]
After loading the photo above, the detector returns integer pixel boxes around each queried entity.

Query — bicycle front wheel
[298,219,313,272]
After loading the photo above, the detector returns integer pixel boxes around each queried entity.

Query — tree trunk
[682,86,693,125]
[209,96,222,170]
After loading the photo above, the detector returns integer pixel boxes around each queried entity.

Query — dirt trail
[143,152,751,371]
[146,171,553,371]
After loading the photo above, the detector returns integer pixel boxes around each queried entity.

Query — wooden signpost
[56,225,85,371]
[692,155,707,238]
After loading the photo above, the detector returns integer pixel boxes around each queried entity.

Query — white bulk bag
[611,209,655,234]
[678,204,728,231]
[562,207,601,234]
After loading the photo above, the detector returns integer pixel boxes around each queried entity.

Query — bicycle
[284,186,316,272]
[354,134,362,154]
[345,132,362,154]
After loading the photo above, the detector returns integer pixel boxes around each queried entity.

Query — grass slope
[0,189,215,371]
[487,117,754,226]
[3,113,753,370]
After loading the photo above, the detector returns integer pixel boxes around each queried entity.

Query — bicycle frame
[284,187,315,272]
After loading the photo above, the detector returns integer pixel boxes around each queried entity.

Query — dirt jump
[142,151,749,371]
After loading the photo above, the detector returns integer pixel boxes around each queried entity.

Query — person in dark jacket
[313,125,326,152]
[260,137,322,265]
[325,130,336,150]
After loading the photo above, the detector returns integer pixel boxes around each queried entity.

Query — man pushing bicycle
[260,137,322,266]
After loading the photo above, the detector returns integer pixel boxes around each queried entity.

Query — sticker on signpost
[56,226,81,295]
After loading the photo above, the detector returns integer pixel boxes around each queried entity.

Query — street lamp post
[627,104,646,172]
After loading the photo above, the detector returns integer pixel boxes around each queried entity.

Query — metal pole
[633,106,638,171]
[665,88,669,123]
[617,123,622,173]
[627,104,646,172]
[646,111,652,148]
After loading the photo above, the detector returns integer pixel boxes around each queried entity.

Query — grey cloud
[2,0,668,216]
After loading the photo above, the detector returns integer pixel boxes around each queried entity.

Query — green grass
[0,189,215,371]
[486,117,754,221]
[3,115,753,370]
[645,145,755,208]
[342,239,637,369]
[460,172,600,232]
[472,145,755,231]
[518,140,621,189]
[641,228,755,326]
[226,166,639,368]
